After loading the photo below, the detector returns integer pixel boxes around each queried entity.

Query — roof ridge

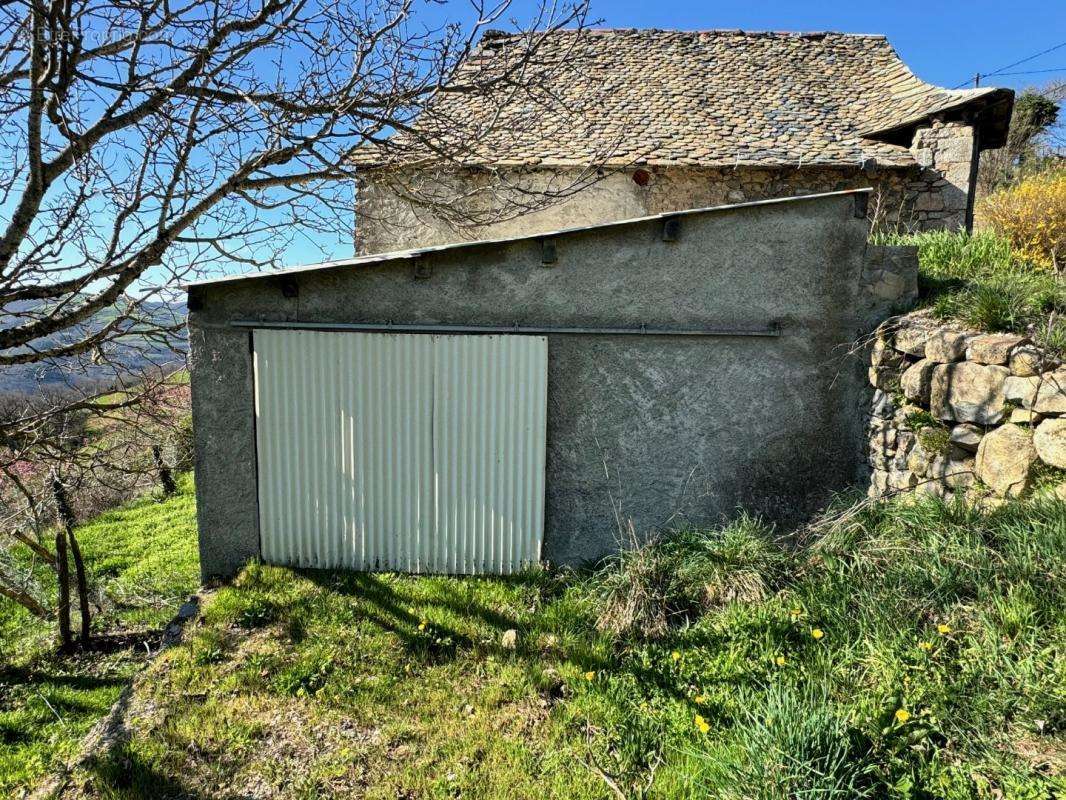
[481,27,889,40]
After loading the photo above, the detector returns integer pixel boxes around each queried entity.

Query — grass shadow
[85,742,212,800]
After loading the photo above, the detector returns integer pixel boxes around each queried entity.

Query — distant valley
[0,300,188,396]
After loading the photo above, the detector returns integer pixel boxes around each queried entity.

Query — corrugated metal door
[252,329,547,573]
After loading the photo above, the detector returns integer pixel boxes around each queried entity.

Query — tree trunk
[55,530,72,653]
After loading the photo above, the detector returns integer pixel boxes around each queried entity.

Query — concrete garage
[187,189,915,579]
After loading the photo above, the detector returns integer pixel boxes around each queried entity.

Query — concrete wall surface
[189,192,912,578]
[355,165,911,255]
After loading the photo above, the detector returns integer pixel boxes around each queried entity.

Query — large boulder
[949,423,983,452]
[868,365,901,391]
[925,329,970,363]
[1004,375,1041,406]
[901,359,936,403]
[1030,370,1066,415]
[966,334,1027,365]
[929,362,1009,425]
[894,319,935,357]
[1034,418,1066,470]
[1009,345,1053,377]
[929,450,976,490]
[871,338,904,369]
[976,425,1038,497]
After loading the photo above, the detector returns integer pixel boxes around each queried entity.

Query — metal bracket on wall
[853,192,869,219]
[232,320,783,338]
[279,278,299,299]
[413,256,432,280]
[540,238,557,266]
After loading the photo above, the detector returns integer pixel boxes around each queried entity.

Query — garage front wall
[189,192,894,579]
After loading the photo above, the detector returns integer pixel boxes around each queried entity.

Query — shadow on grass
[0,664,125,693]
[291,569,717,707]
[85,742,210,800]
[299,569,579,665]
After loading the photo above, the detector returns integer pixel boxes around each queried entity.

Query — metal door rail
[232,320,781,337]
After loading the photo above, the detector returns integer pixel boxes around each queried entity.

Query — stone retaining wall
[867,311,1066,504]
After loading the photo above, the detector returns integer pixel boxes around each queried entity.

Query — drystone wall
[867,311,1066,505]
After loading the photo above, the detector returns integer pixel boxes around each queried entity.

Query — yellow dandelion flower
[694,694,706,704]
[584,671,596,682]
[895,708,911,724]
[937,623,951,635]
[695,714,710,734]
[418,621,427,631]
[671,650,681,662]
[918,641,933,652]
[811,628,824,640]
[775,655,787,666]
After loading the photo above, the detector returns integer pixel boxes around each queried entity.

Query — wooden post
[152,444,177,496]
[55,529,71,653]
[67,529,90,646]
[51,475,91,647]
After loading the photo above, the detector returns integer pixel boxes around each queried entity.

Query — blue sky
[280,0,1062,266]
[566,0,1066,92]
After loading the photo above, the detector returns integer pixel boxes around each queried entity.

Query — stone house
[354,29,1014,253]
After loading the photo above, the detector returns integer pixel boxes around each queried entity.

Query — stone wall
[906,120,979,231]
[867,311,1066,505]
[356,165,916,254]
[355,117,981,254]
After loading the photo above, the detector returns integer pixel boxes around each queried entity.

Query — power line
[992,67,1066,77]
[952,39,1066,88]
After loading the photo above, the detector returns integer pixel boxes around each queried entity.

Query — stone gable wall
[866,311,1066,505]
[355,165,914,255]
[356,117,981,254]
[353,115,976,251]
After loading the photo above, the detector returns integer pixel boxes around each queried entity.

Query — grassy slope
[64,495,1066,800]
[877,229,1065,351]
[0,475,199,796]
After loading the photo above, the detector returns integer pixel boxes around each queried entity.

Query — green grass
[65,494,1065,800]
[0,474,199,795]
[875,229,1066,351]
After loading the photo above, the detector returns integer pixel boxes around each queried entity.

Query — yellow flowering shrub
[978,170,1066,270]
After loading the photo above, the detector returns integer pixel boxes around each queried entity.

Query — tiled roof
[359,29,1012,170]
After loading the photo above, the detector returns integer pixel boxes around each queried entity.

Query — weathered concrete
[356,118,983,254]
[356,165,916,255]
[189,191,903,579]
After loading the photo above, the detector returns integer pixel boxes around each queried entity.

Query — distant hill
[0,300,188,396]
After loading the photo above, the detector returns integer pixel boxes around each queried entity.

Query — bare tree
[0,0,595,637]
